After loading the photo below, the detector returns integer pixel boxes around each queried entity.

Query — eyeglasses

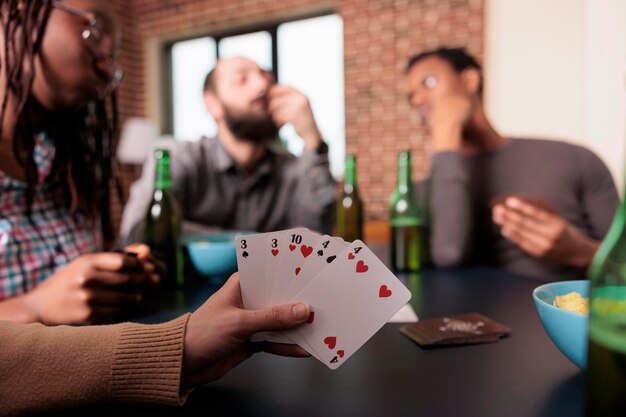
[51,1,124,94]
[52,1,105,46]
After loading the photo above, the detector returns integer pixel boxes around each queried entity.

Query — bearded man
[120,57,336,242]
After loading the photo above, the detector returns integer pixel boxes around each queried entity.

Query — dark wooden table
[38,264,586,417]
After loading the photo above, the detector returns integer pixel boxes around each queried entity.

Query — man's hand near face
[268,85,322,152]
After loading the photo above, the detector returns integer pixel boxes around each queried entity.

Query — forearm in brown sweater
[0,314,191,416]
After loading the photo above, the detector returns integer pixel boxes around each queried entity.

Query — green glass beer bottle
[587,189,626,416]
[336,154,364,242]
[390,150,427,272]
[144,149,184,290]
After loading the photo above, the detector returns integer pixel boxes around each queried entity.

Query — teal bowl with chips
[183,232,249,282]
[532,280,589,369]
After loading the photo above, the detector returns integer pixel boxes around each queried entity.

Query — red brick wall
[109,0,143,234]
[112,0,484,232]
[111,0,144,125]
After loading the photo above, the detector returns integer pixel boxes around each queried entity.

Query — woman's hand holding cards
[492,196,599,267]
[181,273,311,389]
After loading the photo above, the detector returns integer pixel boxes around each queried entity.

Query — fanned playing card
[268,230,321,306]
[236,232,272,311]
[236,228,307,343]
[276,236,348,360]
[285,240,411,369]
[282,236,348,302]
[236,228,307,310]
[264,231,294,306]
[261,231,325,353]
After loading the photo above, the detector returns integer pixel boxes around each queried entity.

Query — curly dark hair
[0,0,121,245]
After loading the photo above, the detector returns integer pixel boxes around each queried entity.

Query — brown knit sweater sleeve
[0,314,190,416]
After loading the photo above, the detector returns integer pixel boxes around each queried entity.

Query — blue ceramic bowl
[184,233,248,280]
[532,280,589,369]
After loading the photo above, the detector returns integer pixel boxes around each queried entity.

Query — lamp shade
[117,118,158,164]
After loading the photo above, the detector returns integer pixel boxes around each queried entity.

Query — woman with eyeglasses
[0,0,159,324]
[0,1,310,414]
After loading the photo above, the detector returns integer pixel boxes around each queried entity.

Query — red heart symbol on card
[348,253,355,260]
[324,336,337,349]
[289,244,296,252]
[337,350,345,358]
[295,267,302,276]
[379,285,392,298]
[271,249,279,257]
[306,312,315,324]
[356,260,369,273]
[301,245,313,258]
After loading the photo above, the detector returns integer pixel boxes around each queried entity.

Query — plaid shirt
[0,134,101,300]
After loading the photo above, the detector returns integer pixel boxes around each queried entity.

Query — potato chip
[554,292,589,315]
